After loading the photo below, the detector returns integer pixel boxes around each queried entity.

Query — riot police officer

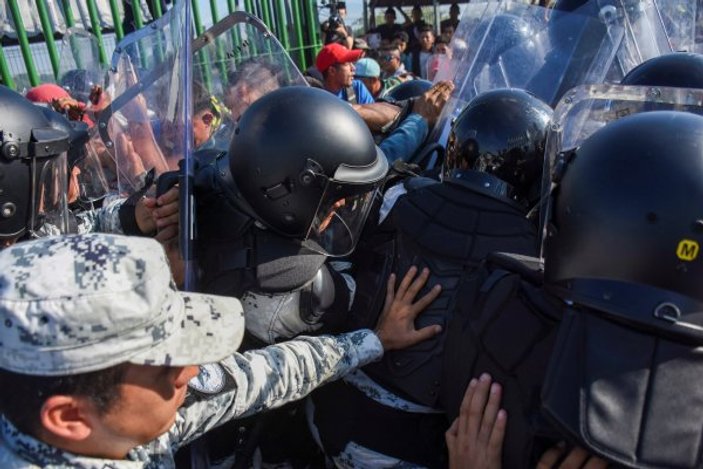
[188,85,390,466]
[196,86,388,342]
[310,88,554,467]
[541,110,703,469]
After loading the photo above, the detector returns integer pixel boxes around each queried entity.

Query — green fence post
[61,0,75,27]
[132,0,145,29]
[227,0,236,14]
[208,0,229,92]
[192,0,213,91]
[0,45,16,89]
[86,0,108,66]
[303,0,320,68]
[290,0,306,69]
[260,0,273,30]
[7,0,40,86]
[243,0,254,16]
[107,0,125,40]
[275,0,290,50]
[209,0,220,23]
[59,0,85,72]
[151,0,163,18]
[191,0,204,35]
[36,0,61,79]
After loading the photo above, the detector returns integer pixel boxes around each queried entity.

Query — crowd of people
[316,1,458,92]
[0,0,701,468]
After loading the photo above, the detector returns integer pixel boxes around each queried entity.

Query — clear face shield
[31,152,70,237]
[306,181,381,257]
[191,10,308,152]
[430,0,673,146]
[68,129,111,204]
[303,151,389,257]
[36,105,111,205]
[538,83,703,255]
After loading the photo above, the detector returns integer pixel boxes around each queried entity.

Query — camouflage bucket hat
[0,234,244,376]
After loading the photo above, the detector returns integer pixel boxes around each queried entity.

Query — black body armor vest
[441,252,563,468]
[354,175,539,409]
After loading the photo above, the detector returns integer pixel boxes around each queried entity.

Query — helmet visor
[31,152,69,236]
[71,132,110,203]
[304,179,381,257]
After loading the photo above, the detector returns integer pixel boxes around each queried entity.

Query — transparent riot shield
[55,28,110,204]
[98,0,195,289]
[99,0,192,196]
[653,0,699,53]
[431,0,673,146]
[191,11,308,152]
[57,28,106,104]
[539,83,703,251]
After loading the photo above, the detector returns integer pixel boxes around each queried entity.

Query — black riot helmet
[542,111,703,468]
[552,0,588,10]
[383,79,432,102]
[59,68,102,103]
[229,86,389,257]
[444,88,553,205]
[0,85,71,240]
[37,106,90,169]
[621,52,703,88]
[544,111,703,303]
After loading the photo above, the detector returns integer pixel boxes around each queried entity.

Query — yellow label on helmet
[677,239,700,261]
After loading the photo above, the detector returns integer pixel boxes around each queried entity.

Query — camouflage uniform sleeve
[173,329,383,446]
[75,198,126,234]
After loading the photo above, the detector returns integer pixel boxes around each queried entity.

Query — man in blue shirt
[316,43,375,105]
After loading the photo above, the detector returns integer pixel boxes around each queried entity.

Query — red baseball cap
[316,43,364,73]
[25,83,70,104]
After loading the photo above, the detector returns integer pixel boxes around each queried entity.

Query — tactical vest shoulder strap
[402,174,439,192]
[486,252,544,286]
[346,84,357,104]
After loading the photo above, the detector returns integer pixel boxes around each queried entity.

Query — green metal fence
[0,0,323,91]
